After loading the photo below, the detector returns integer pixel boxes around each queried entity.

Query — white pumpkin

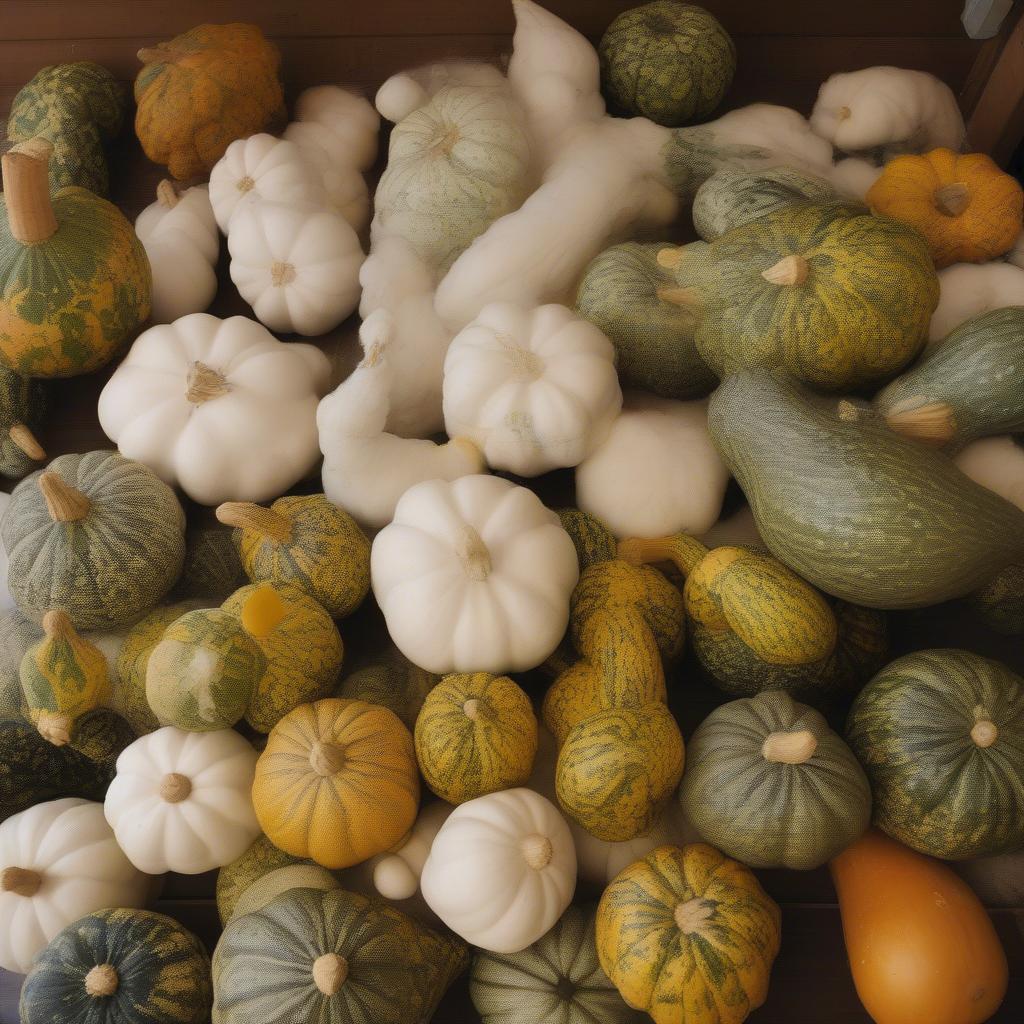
[830,157,884,200]
[1006,230,1024,269]
[954,436,1024,511]
[318,310,485,528]
[135,180,219,264]
[576,391,730,539]
[0,798,152,974]
[104,727,260,875]
[209,133,326,233]
[420,787,576,953]
[929,262,1024,342]
[371,475,579,674]
[442,303,622,476]
[293,85,380,172]
[376,60,509,124]
[97,313,330,505]
[370,800,453,901]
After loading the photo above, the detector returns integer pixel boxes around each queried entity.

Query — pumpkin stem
[270,261,297,287]
[159,772,192,803]
[216,502,293,543]
[35,711,73,747]
[934,182,971,217]
[84,963,119,998]
[836,105,852,121]
[618,534,708,577]
[8,424,45,461]
[240,583,287,640]
[521,833,553,870]
[761,255,809,286]
[156,179,181,208]
[236,175,256,194]
[42,609,75,639]
[185,361,231,404]
[762,729,818,764]
[38,471,91,523]
[1,138,58,244]
[971,709,998,749]
[674,898,716,934]
[137,43,174,65]
[883,398,956,446]
[656,247,683,270]
[655,285,702,310]
[312,953,348,996]
[309,741,347,777]
[462,698,481,721]
[456,526,492,582]
[0,866,42,897]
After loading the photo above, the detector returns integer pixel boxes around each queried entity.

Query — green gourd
[64,707,136,773]
[335,645,439,732]
[172,521,247,602]
[216,835,308,927]
[967,562,1024,636]
[0,367,47,478]
[708,370,1024,609]
[556,508,617,569]
[846,649,1024,860]
[0,611,41,722]
[229,864,339,923]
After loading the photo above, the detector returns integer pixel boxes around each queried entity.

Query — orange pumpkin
[830,829,1007,1024]
[867,148,1023,268]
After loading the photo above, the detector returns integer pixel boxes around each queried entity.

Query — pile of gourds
[1,2,1022,1024]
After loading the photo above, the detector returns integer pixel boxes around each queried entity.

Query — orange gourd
[867,148,1023,268]
[830,829,1007,1024]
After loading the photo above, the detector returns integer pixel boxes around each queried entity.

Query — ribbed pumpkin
[134,23,284,180]
[846,649,1024,859]
[415,673,538,804]
[228,863,340,922]
[211,886,469,1024]
[2,451,186,630]
[596,844,781,1024]
[20,908,212,1024]
[335,645,439,732]
[0,612,41,722]
[216,834,308,927]
[679,691,872,869]
[866,149,1024,267]
[172,522,247,602]
[0,139,151,377]
[252,698,420,869]
[0,367,46,479]
[217,495,370,619]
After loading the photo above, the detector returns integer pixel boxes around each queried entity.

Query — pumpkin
[216,494,370,619]
[335,644,439,732]
[371,475,579,674]
[172,522,247,602]
[929,261,1024,342]
[104,726,261,874]
[370,800,452,901]
[20,907,212,1024]
[596,844,781,1024]
[252,698,419,869]
[831,829,1007,1024]
[0,138,151,378]
[967,561,1024,636]
[708,370,1024,609]
[0,797,151,974]
[2,451,186,630]
[846,649,1024,859]
[135,181,218,265]
[0,611,41,719]
[415,673,537,804]
[679,691,871,869]
[228,863,340,922]
[97,313,331,505]
[211,886,469,1024]
[867,149,1023,267]
[0,367,47,479]
[134,23,283,180]
[956,436,1024,512]
[216,834,308,926]
[471,905,643,1024]
[599,2,735,126]
[421,787,576,953]
[293,85,380,173]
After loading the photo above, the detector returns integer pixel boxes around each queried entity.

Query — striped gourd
[0,612,41,723]
[216,835,309,926]
[708,370,1024,609]
[556,508,618,570]
[228,863,339,922]
[967,562,1024,636]
[415,673,538,804]
[62,707,135,772]
[0,367,46,479]
[846,649,1024,859]
[334,645,439,732]
[596,844,781,1024]
[172,522,247,602]
[679,691,872,869]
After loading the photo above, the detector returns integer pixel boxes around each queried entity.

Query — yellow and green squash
[334,644,439,732]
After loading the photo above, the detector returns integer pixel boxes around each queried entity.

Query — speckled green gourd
[0,611,41,723]
[0,367,47,478]
[229,864,339,923]
[172,522,248,602]
[556,508,618,569]
[335,645,439,732]
[967,561,1024,636]
[216,835,310,927]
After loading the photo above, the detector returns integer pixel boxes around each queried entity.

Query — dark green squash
[967,561,1024,636]
[172,521,248,602]
[556,508,617,570]
[846,649,1024,860]
[0,367,47,478]
[335,646,439,732]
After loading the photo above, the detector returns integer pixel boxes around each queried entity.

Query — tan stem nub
[156,179,180,208]
[762,729,818,765]
[762,255,809,286]
[836,400,862,424]
[236,175,256,194]
[39,471,91,523]
[456,526,492,582]
[8,424,45,461]
[42,608,75,638]
[837,105,852,121]
[674,898,715,934]
[1,866,42,897]
[36,711,73,747]
[215,501,293,544]
[185,361,230,405]
[271,261,297,287]
[84,963,119,998]
[1,138,58,244]
[521,833,553,870]
[137,44,172,65]
[312,953,348,996]
[463,698,481,721]
[884,399,956,446]
[935,182,971,217]
[656,285,702,309]
[971,720,998,748]
[159,772,192,803]
[657,247,683,270]
[309,741,346,777]
[618,534,709,577]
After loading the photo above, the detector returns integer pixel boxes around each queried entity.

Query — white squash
[699,503,764,550]
[0,798,151,974]
[135,180,219,264]
[370,800,453,901]
[420,787,576,953]
[954,436,1024,511]
[443,303,621,476]
[209,133,326,233]
[228,201,364,336]
[293,85,380,172]
[1006,230,1024,269]
[929,263,1024,342]
[98,313,330,505]
[376,61,509,124]
[104,727,260,875]
[575,391,729,539]
[830,157,884,200]
[318,310,485,528]
[371,475,579,674]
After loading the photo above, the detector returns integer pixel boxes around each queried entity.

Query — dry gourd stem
[312,953,348,996]
[463,698,481,721]
[39,472,91,523]
[309,741,347,776]
[762,729,818,764]
[971,707,998,748]
[36,712,73,747]
[271,262,297,287]
[160,772,192,803]
[84,964,119,998]
[762,255,809,286]
[675,898,715,934]
[185,361,231,404]
[8,424,45,461]
[656,247,683,270]
[456,526,492,581]
[1,138,58,244]
[156,179,180,208]
[618,534,709,577]
[521,833,553,870]
[934,182,971,217]
[0,866,42,897]
[884,398,956,446]
[42,609,75,638]
[216,502,293,544]
[836,106,852,121]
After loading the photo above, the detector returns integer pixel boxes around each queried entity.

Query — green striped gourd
[0,367,47,478]
[216,834,309,927]
[228,864,340,923]
[967,562,1024,636]
[556,508,618,569]
[334,645,439,732]
[172,522,247,602]
[0,611,41,723]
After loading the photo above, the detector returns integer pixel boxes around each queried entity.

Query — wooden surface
[1,1,1022,1022]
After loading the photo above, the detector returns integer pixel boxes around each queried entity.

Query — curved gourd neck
[216,501,293,544]
[617,534,709,577]
[1,138,58,244]
[8,424,45,462]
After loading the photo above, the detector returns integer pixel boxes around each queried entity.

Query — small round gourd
[370,800,452,901]
[0,367,47,479]
[216,834,308,926]
[335,645,439,732]
[172,521,247,602]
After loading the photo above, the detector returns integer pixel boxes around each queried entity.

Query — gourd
[318,310,484,528]
[443,303,622,476]
[370,800,452,901]
[135,181,218,265]
[1,451,186,629]
[846,649,1024,859]
[172,521,247,602]
[471,905,643,1024]
[415,673,538,804]
[929,262,1024,342]
[575,392,729,539]
[251,697,420,869]
[20,908,213,1024]
[599,2,735,126]
[215,493,370,619]
[659,202,938,391]
[211,886,469,1024]
[575,242,716,400]
[955,436,1024,511]
[371,475,579,674]
[679,691,872,869]
[335,644,439,731]
[421,787,576,953]
[227,863,339,922]
[830,156,884,200]
[293,85,380,172]
[0,138,151,378]
[0,797,151,974]
[831,830,1007,1024]
[875,307,1024,448]
[0,367,46,479]
[376,61,510,125]
[97,313,331,505]
[216,835,308,926]
[866,149,1024,267]
[228,200,363,336]
[134,23,284,180]
[103,726,261,874]
[708,370,1024,609]
[967,561,1024,636]
[596,844,781,1024]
